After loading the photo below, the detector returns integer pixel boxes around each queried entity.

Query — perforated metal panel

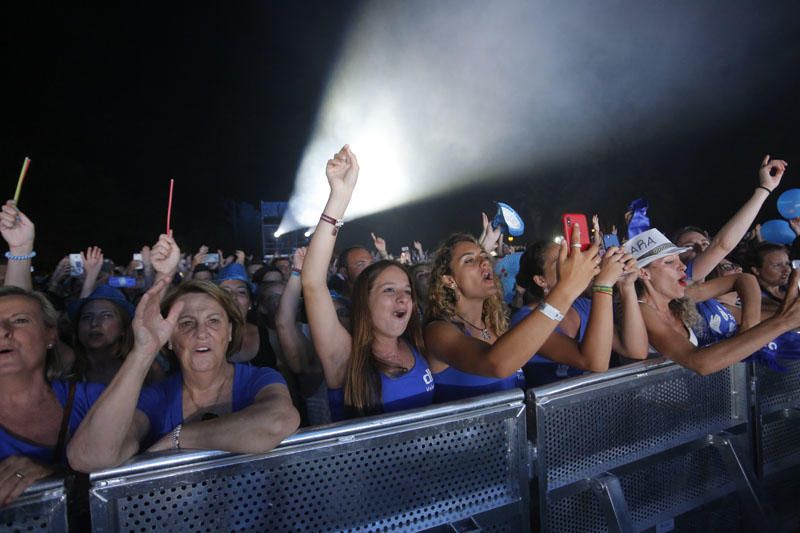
[754,360,800,415]
[761,416,800,476]
[545,444,740,533]
[90,392,529,532]
[535,365,740,490]
[0,481,67,533]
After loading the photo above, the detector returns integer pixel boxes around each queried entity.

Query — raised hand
[151,234,181,275]
[595,246,626,287]
[556,222,601,300]
[140,245,152,269]
[81,246,104,277]
[235,250,246,265]
[0,200,34,254]
[478,212,501,253]
[131,278,184,358]
[0,455,55,507]
[191,245,209,269]
[615,252,639,288]
[371,232,388,257]
[291,247,307,271]
[758,155,789,192]
[325,145,359,195]
[592,214,602,243]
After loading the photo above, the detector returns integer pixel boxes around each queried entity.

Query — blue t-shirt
[510,299,589,388]
[695,298,738,346]
[137,363,286,444]
[0,380,105,464]
[328,346,434,421]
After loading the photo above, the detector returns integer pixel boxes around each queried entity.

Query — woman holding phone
[423,222,621,402]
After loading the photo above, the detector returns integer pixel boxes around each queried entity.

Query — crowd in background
[2,147,799,507]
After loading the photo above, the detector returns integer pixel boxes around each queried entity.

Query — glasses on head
[718,263,740,272]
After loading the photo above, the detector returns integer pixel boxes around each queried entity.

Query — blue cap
[68,285,136,322]
[215,263,256,294]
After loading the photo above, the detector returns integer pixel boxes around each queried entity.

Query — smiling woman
[66,279,300,473]
[301,146,434,420]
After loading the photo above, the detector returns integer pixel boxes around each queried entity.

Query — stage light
[273,230,282,238]
[304,227,314,238]
[278,1,777,234]
[553,236,563,244]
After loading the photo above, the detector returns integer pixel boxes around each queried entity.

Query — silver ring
[14,472,24,479]
[571,243,582,249]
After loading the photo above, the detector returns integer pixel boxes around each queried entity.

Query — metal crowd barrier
[527,358,761,533]
[750,359,800,479]
[88,389,530,533]
[0,477,68,533]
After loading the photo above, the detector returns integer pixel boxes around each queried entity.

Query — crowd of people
[1,146,798,507]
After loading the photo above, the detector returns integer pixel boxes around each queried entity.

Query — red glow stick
[166,178,174,234]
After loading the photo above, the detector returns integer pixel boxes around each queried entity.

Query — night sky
[3,2,800,269]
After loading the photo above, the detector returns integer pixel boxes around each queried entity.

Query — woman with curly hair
[424,225,610,402]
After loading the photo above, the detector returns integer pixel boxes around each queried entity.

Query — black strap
[54,381,76,460]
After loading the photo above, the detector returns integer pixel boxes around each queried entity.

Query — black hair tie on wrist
[757,185,773,194]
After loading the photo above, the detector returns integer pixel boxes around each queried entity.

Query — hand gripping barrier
[527,358,763,533]
[0,477,68,533]
[88,389,530,532]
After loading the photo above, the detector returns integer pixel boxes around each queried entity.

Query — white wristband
[538,302,565,322]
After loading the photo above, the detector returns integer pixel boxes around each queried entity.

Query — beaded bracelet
[591,284,614,295]
[172,424,182,449]
[5,250,36,261]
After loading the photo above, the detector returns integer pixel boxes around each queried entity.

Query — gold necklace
[455,313,491,341]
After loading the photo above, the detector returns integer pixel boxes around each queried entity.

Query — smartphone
[792,260,800,270]
[603,234,620,250]
[108,276,137,288]
[203,253,220,265]
[561,214,590,251]
[69,254,84,277]
[133,253,144,270]
[400,246,411,265]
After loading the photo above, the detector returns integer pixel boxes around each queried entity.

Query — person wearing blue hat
[69,285,166,385]
[215,263,274,367]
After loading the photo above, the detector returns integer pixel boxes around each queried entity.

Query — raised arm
[300,145,358,388]
[371,232,390,260]
[690,156,788,280]
[538,246,629,371]
[79,246,104,298]
[687,272,761,330]
[150,233,181,287]
[643,270,800,375]
[425,224,600,378]
[611,255,649,358]
[67,278,182,472]
[275,247,314,374]
[0,200,35,290]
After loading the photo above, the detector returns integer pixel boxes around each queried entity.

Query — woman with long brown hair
[301,146,434,420]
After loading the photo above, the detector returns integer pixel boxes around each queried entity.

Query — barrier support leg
[590,472,635,533]
[709,432,774,530]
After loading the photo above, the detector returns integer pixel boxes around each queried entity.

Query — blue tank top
[328,345,434,421]
[510,298,590,388]
[695,298,738,346]
[0,381,105,464]
[431,321,525,404]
